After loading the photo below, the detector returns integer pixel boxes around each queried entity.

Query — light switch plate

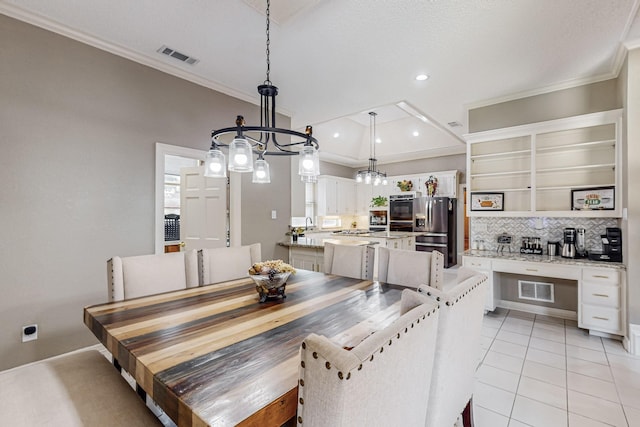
[271,210,277,219]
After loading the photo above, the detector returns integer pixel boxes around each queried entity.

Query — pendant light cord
[264,0,271,86]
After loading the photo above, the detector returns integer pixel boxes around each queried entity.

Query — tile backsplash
[470,217,619,252]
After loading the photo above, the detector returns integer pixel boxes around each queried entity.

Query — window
[164,173,181,216]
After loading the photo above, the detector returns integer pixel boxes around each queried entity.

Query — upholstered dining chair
[198,243,261,285]
[377,247,444,289]
[418,268,488,427]
[296,289,440,427]
[323,242,375,280]
[107,250,199,302]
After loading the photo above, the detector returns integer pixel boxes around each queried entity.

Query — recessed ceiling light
[376,138,382,144]
[413,131,420,137]
[415,74,429,81]
[333,132,340,138]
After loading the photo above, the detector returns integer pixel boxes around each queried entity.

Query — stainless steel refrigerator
[413,197,457,267]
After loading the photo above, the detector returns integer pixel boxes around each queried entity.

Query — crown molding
[0,3,293,118]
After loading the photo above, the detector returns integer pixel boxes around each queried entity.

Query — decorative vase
[250,272,291,303]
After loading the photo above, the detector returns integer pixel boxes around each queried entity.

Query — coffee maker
[589,227,622,262]
[561,227,576,259]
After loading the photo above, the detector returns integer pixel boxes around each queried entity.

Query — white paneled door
[180,166,228,250]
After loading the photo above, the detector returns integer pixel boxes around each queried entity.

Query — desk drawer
[463,257,491,270]
[582,282,620,308]
[492,261,579,280]
[581,305,620,333]
[582,268,619,285]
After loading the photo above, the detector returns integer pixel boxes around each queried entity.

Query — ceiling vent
[448,121,463,128]
[157,45,199,65]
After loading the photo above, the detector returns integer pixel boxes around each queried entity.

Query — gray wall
[469,79,622,132]
[379,154,466,182]
[0,15,291,370]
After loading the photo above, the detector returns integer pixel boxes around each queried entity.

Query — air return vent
[518,280,554,303]
[157,45,199,65]
[447,121,463,128]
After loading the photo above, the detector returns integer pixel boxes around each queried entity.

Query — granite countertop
[278,237,379,249]
[463,249,626,270]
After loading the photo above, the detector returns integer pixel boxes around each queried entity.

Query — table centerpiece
[248,260,296,303]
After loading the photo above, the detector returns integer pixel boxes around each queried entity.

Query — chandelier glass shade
[203,0,319,183]
[355,112,387,186]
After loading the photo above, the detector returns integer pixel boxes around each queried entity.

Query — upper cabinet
[316,176,357,216]
[465,109,622,217]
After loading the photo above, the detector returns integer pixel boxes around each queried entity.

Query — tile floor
[474,308,640,427]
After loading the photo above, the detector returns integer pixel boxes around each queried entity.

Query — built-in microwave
[369,208,388,232]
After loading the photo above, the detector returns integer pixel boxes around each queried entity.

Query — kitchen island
[279,230,424,273]
[278,236,377,273]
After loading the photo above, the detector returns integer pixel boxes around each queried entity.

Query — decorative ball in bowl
[248,260,296,303]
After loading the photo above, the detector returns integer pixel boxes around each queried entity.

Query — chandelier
[355,112,387,186]
[204,0,320,184]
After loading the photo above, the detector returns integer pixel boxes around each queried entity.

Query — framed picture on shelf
[571,186,615,210]
[470,192,504,211]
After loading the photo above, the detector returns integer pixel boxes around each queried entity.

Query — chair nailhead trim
[338,371,344,379]
[325,361,331,369]
[312,352,318,359]
[299,397,304,405]
[358,364,363,370]
[301,361,305,368]
[380,347,384,353]
[302,342,306,349]
[298,416,303,424]
[299,379,304,386]
[388,339,392,346]
[346,372,351,380]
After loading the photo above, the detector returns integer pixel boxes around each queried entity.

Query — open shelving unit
[465,109,622,217]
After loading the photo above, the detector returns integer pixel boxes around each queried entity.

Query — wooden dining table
[84,270,407,427]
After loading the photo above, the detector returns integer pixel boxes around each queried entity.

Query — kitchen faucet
[305,217,313,230]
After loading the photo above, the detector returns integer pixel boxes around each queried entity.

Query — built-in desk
[463,250,626,338]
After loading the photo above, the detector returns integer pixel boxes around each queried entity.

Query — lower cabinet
[462,255,626,337]
[579,268,624,335]
[462,256,496,311]
[289,247,324,272]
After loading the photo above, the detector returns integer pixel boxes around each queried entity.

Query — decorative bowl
[250,272,291,303]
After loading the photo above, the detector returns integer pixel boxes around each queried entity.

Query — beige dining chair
[107,250,199,302]
[323,242,375,280]
[377,247,444,289]
[418,268,488,427]
[296,289,440,427]
[198,243,261,285]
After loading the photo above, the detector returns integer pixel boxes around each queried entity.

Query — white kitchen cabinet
[465,109,622,217]
[462,256,496,311]
[289,247,324,272]
[579,267,625,335]
[317,176,358,216]
[316,176,359,216]
[387,170,458,198]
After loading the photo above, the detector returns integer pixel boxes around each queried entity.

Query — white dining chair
[107,250,199,301]
[418,268,488,427]
[323,242,375,280]
[377,247,444,289]
[198,243,261,285]
[297,289,440,427]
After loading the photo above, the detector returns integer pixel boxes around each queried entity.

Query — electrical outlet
[22,324,38,342]
[271,210,277,219]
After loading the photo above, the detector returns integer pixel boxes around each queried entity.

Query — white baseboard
[496,300,577,320]
[627,323,640,356]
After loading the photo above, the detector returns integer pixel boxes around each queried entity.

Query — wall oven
[389,193,420,231]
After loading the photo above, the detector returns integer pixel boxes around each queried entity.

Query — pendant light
[204,0,320,182]
[355,112,387,186]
